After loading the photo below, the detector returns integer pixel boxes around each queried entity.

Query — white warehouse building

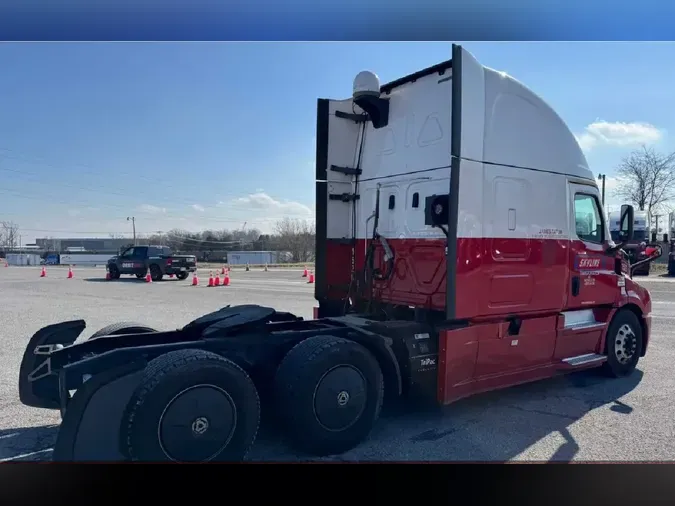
[227,251,291,265]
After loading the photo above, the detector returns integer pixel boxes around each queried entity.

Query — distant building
[35,237,131,253]
[226,251,290,265]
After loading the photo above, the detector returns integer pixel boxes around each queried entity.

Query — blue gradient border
[1,0,675,40]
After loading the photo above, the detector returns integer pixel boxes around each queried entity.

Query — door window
[121,248,134,258]
[574,194,604,244]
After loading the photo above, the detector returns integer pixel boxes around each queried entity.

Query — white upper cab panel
[323,45,598,240]
[480,65,594,184]
[342,46,595,184]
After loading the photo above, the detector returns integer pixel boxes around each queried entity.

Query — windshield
[612,229,648,242]
[633,229,648,241]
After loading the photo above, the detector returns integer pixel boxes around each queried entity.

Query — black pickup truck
[107,245,197,282]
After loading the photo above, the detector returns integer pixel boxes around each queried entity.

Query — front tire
[108,265,121,280]
[602,310,643,378]
[274,335,384,457]
[120,349,260,462]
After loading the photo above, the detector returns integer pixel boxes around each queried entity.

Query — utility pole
[127,217,136,245]
[597,173,606,206]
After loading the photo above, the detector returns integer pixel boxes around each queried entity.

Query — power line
[0,188,295,227]
[0,147,314,220]
[13,228,268,246]
[0,157,277,211]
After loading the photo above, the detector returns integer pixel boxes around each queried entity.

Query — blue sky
[1,42,674,243]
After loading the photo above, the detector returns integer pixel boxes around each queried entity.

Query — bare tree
[614,146,675,216]
[0,221,19,250]
[274,217,316,263]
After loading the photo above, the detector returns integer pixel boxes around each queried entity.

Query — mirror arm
[605,241,626,255]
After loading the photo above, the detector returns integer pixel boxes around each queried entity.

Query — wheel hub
[337,391,350,406]
[313,365,367,432]
[614,323,637,365]
[191,417,209,435]
[158,384,237,462]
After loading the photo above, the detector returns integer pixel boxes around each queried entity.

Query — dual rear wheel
[114,335,382,462]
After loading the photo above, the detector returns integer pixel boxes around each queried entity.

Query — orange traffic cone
[169,273,174,279]
[208,271,214,287]
[40,266,46,278]
[221,266,225,275]
[67,266,73,279]
[302,266,308,278]
[307,271,314,284]
[192,272,199,286]
[214,273,221,286]
[105,271,111,281]
[223,272,230,286]
[145,270,152,283]
[3,261,8,267]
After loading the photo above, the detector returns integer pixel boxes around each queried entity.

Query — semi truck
[609,209,651,275]
[18,44,660,462]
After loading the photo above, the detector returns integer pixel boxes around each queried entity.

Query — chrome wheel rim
[614,323,637,365]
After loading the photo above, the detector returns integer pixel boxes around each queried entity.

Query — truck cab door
[118,248,135,273]
[134,247,149,268]
[567,184,619,308]
[556,183,621,360]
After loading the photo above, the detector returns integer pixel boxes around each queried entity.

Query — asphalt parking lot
[1,265,674,462]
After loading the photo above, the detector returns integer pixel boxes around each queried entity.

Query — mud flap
[19,320,86,409]
[52,362,145,461]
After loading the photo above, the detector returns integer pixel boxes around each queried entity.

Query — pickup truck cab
[107,245,196,282]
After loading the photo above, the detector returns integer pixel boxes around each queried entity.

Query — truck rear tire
[602,310,643,378]
[150,264,163,282]
[176,272,189,280]
[120,349,260,462]
[89,322,158,340]
[274,335,384,457]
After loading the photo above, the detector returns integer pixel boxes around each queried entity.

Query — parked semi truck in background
[19,44,661,462]
[669,211,675,275]
[609,209,651,275]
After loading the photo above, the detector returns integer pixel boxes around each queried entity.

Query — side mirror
[619,204,634,242]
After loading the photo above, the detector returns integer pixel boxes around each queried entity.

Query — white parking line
[0,448,53,462]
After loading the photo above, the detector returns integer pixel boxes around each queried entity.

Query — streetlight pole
[127,217,136,245]
[597,174,606,206]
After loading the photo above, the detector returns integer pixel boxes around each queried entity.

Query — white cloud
[67,209,81,217]
[191,204,205,212]
[138,204,167,215]
[218,192,313,217]
[576,121,663,152]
